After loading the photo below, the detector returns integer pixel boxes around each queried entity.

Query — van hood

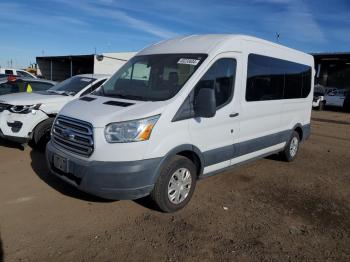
[0,91,71,106]
[58,95,168,128]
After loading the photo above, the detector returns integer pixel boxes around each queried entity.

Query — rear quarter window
[246,54,312,101]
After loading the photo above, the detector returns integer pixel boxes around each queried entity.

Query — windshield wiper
[46,90,60,95]
[46,90,74,96]
[107,93,149,101]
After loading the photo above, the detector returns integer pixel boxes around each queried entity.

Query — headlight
[9,104,41,114]
[105,115,160,143]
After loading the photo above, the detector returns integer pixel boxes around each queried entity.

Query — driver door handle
[229,113,239,118]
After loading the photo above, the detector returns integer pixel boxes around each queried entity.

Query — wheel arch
[153,144,204,183]
[32,116,55,143]
[292,123,304,141]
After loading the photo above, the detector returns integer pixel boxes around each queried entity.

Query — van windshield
[96,54,207,101]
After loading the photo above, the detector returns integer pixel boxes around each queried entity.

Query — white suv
[0,74,109,146]
[0,68,37,79]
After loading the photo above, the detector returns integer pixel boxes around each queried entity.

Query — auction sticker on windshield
[177,58,200,66]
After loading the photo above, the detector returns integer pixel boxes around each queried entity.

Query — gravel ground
[0,110,349,262]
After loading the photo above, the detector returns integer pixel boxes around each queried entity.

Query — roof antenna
[276,32,281,43]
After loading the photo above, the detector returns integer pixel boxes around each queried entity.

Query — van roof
[138,34,311,60]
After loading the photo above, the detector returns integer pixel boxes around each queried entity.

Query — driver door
[189,53,241,174]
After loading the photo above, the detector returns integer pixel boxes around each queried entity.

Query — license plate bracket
[53,154,69,173]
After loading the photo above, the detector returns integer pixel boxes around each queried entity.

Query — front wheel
[32,118,54,150]
[150,155,197,213]
[280,131,300,162]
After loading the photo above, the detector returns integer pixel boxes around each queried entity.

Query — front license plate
[53,154,68,173]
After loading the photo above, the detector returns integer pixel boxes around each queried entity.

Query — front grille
[52,115,94,157]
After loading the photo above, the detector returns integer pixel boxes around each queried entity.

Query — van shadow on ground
[29,149,160,210]
[29,149,159,211]
[30,149,112,203]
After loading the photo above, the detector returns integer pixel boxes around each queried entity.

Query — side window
[284,63,311,99]
[246,54,311,101]
[18,70,34,78]
[5,70,13,75]
[246,55,284,101]
[81,79,106,97]
[16,71,25,77]
[132,63,150,81]
[195,58,236,109]
[120,62,150,81]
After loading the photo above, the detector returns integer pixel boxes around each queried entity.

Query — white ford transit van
[0,74,109,146]
[46,35,314,212]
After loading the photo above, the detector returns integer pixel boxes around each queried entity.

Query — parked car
[45,35,314,213]
[0,68,37,79]
[324,89,348,108]
[0,77,56,96]
[0,74,109,146]
[312,91,326,110]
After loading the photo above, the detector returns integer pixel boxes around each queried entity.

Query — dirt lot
[0,110,349,262]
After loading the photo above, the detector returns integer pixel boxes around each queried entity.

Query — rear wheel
[32,118,54,151]
[280,131,300,162]
[150,155,197,213]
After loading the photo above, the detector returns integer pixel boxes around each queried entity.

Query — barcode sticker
[177,58,200,66]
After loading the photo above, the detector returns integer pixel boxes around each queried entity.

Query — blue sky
[0,0,349,68]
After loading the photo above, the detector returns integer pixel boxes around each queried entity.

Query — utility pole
[276,32,281,43]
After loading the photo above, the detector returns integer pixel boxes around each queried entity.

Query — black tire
[280,131,300,162]
[150,155,197,213]
[32,118,55,150]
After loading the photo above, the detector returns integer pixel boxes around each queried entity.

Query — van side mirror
[194,87,216,118]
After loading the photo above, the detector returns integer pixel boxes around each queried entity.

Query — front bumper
[46,141,162,200]
[0,129,30,144]
[0,110,48,143]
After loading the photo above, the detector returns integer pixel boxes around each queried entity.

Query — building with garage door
[36,52,136,81]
